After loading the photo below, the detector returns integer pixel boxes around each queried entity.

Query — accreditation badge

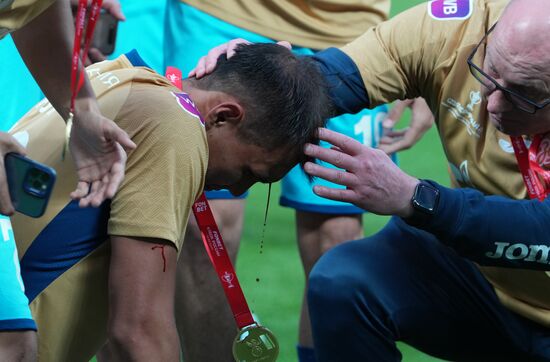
[233,324,279,362]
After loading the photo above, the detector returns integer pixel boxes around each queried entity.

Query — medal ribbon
[511,135,550,201]
[64,0,103,159]
[70,0,103,113]
[191,194,255,328]
[165,67,255,329]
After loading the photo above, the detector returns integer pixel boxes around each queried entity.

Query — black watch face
[413,183,439,214]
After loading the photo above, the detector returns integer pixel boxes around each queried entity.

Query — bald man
[193,0,550,359]
[294,0,550,360]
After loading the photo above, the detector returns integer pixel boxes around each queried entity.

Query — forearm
[11,0,97,120]
[406,181,550,269]
[106,235,180,361]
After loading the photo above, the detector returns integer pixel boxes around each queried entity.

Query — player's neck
[181,80,210,118]
[181,80,235,121]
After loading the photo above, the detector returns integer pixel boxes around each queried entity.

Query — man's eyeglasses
[467,22,550,114]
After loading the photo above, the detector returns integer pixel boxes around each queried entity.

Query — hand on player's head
[188,39,292,79]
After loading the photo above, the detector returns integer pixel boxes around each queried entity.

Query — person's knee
[210,199,245,254]
[308,237,398,310]
[0,331,37,362]
[108,310,177,358]
[308,242,367,308]
[183,199,244,261]
[317,215,363,253]
[297,212,363,255]
[307,245,370,342]
[109,318,157,349]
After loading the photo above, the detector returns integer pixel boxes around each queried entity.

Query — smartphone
[5,153,56,218]
[91,10,119,55]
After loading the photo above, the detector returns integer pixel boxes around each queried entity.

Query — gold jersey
[343,0,550,327]
[10,52,207,361]
[181,0,390,49]
[0,0,56,39]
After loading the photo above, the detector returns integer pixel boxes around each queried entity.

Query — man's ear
[209,102,244,127]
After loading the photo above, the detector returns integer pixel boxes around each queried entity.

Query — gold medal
[232,324,279,362]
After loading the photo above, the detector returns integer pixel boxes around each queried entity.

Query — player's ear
[211,102,244,126]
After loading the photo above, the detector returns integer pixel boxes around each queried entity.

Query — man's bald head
[481,0,550,136]
[494,0,550,75]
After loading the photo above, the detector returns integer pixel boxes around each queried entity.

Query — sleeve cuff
[402,180,463,241]
[312,47,370,115]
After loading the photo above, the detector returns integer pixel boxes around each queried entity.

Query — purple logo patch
[428,0,473,20]
[172,92,205,125]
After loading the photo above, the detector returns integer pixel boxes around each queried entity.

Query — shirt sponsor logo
[194,200,207,213]
[12,131,29,148]
[498,138,515,154]
[172,92,204,125]
[498,137,535,154]
[428,0,473,20]
[449,160,474,187]
[442,91,483,138]
[486,242,550,266]
[86,67,120,88]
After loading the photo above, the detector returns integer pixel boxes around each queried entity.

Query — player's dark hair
[191,43,330,166]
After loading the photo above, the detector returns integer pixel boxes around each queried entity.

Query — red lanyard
[166,67,255,329]
[192,194,255,328]
[70,0,103,114]
[511,135,550,201]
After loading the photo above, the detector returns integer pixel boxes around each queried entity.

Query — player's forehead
[247,144,298,182]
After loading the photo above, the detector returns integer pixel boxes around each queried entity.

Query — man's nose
[485,88,514,114]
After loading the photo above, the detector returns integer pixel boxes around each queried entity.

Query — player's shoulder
[378,0,504,57]
[125,85,204,130]
[388,0,502,31]
[0,0,56,36]
[86,53,163,94]
[119,85,207,161]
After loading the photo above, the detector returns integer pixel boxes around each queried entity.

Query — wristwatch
[405,180,440,226]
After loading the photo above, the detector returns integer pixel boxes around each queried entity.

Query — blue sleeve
[405,180,550,269]
[312,48,371,115]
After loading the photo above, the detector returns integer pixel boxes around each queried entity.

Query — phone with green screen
[5,153,56,218]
